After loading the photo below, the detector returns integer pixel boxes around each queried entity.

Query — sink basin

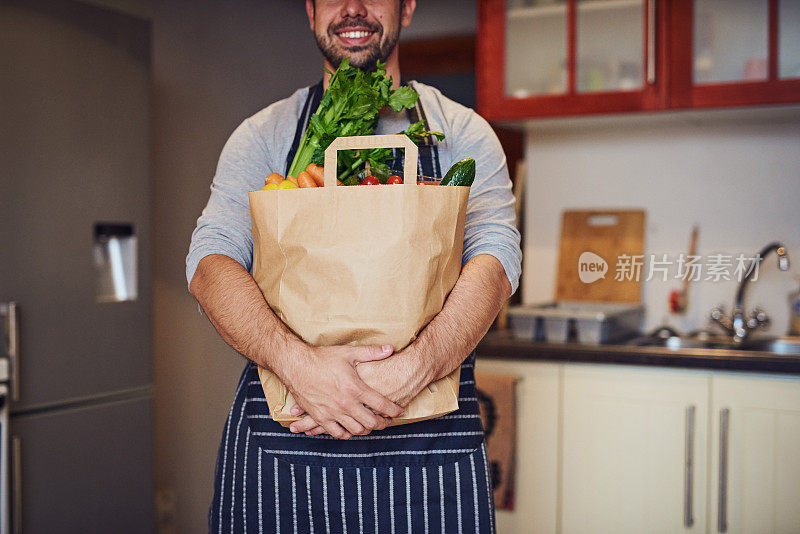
[737,337,800,354]
[628,334,800,354]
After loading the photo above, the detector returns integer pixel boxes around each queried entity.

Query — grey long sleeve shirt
[186,81,522,295]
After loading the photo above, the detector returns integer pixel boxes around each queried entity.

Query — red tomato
[362,175,380,185]
[387,175,403,184]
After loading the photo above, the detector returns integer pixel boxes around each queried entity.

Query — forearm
[189,254,304,381]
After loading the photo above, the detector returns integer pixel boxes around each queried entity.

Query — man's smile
[335,27,376,46]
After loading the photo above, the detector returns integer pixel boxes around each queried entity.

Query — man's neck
[322,49,402,91]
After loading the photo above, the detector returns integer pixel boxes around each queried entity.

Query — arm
[190,254,403,439]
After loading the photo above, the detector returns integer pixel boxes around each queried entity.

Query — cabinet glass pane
[577,0,644,93]
[780,0,800,78]
[505,0,568,97]
[693,0,768,84]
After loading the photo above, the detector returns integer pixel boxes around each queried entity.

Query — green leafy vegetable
[287,58,445,184]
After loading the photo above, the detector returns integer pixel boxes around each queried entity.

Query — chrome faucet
[710,242,790,342]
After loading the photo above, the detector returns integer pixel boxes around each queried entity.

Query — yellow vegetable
[261,182,279,191]
[278,179,299,189]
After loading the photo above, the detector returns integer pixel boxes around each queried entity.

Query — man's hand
[189,254,403,440]
[284,344,404,439]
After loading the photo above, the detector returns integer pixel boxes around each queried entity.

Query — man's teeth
[340,31,372,39]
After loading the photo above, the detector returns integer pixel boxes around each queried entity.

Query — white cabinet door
[561,364,709,534]
[476,359,561,534]
[710,373,800,534]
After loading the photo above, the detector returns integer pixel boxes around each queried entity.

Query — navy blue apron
[209,82,495,534]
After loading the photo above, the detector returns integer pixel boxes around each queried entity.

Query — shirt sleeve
[455,111,523,295]
[185,119,273,287]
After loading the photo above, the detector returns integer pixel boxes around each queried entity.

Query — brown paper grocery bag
[248,134,470,427]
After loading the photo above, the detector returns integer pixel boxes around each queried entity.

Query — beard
[315,16,400,71]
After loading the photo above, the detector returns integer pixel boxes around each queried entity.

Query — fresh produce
[306,163,325,186]
[296,171,318,188]
[361,175,380,185]
[278,180,299,189]
[440,158,476,187]
[387,175,403,185]
[262,182,279,191]
[266,172,284,186]
[287,58,444,185]
[286,174,298,186]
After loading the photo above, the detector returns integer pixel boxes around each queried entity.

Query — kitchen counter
[476,330,800,374]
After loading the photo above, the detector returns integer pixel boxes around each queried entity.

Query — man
[187,0,521,532]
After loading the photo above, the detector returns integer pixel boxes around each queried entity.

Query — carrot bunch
[260,163,340,190]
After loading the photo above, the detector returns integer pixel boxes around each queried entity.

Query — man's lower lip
[335,32,375,46]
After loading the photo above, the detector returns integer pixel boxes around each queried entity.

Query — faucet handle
[747,308,770,330]
[710,306,726,321]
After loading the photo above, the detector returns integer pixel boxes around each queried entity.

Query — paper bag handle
[323,134,419,188]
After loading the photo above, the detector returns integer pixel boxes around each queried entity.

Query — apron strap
[284,78,442,179]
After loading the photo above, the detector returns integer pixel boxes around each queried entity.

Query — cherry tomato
[387,175,403,184]
[362,175,380,185]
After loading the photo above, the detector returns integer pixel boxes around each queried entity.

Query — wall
[521,108,800,335]
[150,1,319,532]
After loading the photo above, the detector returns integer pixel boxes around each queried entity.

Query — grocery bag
[248,134,470,427]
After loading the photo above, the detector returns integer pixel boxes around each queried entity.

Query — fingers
[356,383,404,418]
[305,425,325,436]
[350,344,394,365]
[321,420,351,440]
[289,415,318,434]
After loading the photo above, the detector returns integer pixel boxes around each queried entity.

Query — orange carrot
[286,174,298,185]
[296,170,318,188]
[306,163,325,187]
[265,172,284,185]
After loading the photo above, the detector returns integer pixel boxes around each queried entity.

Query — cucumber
[440,158,476,186]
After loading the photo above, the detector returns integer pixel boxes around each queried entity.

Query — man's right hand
[283,344,404,440]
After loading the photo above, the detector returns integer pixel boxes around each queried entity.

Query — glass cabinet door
[693,0,769,84]
[505,0,568,98]
[779,0,800,79]
[577,0,645,92]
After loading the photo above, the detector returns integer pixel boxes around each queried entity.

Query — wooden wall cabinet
[477,0,800,120]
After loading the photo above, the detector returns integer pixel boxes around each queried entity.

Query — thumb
[351,344,394,365]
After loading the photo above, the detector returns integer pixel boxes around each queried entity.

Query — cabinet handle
[12,435,21,534]
[646,0,656,84]
[684,405,695,527]
[718,408,730,532]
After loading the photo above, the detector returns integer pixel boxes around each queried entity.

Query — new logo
[578,251,608,284]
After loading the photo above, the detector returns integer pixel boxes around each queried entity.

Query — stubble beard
[315,18,400,72]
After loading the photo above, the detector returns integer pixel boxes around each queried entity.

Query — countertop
[476,331,800,375]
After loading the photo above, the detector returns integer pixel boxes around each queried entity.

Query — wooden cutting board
[555,209,645,303]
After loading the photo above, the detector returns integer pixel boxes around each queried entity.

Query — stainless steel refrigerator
[1,0,154,531]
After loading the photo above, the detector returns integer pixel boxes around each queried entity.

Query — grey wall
[150,1,319,531]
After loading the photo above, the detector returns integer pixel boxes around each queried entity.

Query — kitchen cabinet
[561,364,708,533]
[476,0,800,120]
[476,359,560,534]
[709,374,800,534]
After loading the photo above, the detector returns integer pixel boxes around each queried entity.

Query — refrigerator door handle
[1,302,18,401]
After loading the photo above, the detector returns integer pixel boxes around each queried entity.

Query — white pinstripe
[470,454,479,534]
[274,457,280,534]
[458,397,478,402]
[323,468,331,534]
[247,397,269,402]
[455,463,463,534]
[356,469,364,534]
[389,467,395,534]
[291,464,298,534]
[248,380,261,385]
[258,450,263,534]
[220,378,246,534]
[481,445,495,534]
[248,414,274,420]
[372,469,378,534]
[439,466,445,534]
[232,401,247,533]
[243,427,250,534]
[255,448,475,458]
[422,467,429,533]
[306,466,315,534]
[339,468,347,534]
[405,466,411,533]
[459,380,475,385]
[437,414,481,420]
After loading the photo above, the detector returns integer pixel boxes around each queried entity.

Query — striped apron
[209,82,495,533]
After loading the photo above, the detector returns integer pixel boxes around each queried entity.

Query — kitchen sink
[627,333,800,354]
